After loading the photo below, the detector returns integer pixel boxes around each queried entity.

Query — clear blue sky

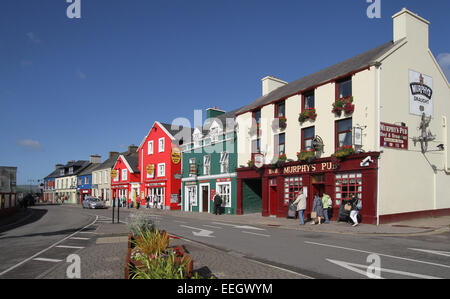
[1,0,449,184]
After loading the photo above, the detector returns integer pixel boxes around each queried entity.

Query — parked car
[82,197,106,209]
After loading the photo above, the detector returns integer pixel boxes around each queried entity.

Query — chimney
[55,164,64,170]
[90,154,101,164]
[128,145,138,153]
[262,76,288,96]
[109,151,119,159]
[206,107,225,120]
[392,8,430,49]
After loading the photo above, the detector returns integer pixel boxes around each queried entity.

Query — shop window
[217,182,231,208]
[284,176,303,206]
[336,118,353,148]
[302,90,315,111]
[336,77,352,99]
[220,152,229,173]
[203,155,211,176]
[275,101,286,118]
[335,172,362,201]
[302,126,315,151]
[187,186,197,207]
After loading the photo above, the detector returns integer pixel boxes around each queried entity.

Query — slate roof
[159,122,194,145]
[91,152,121,172]
[236,39,404,115]
[121,151,140,173]
[78,162,102,176]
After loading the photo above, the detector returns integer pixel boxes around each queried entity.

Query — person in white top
[293,188,307,225]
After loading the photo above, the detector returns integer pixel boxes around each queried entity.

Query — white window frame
[121,169,128,181]
[220,152,229,173]
[217,182,232,208]
[157,163,165,177]
[189,158,196,176]
[148,140,154,155]
[203,155,211,176]
[104,170,108,184]
[158,138,165,153]
[186,185,198,208]
[113,170,119,182]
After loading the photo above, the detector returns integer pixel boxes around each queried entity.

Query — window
[275,133,285,155]
[210,126,219,143]
[203,155,211,176]
[78,178,82,186]
[335,172,362,201]
[104,171,108,184]
[84,177,89,185]
[302,90,315,111]
[253,110,261,126]
[337,77,352,99]
[217,182,231,208]
[251,138,261,154]
[157,163,165,177]
[302,127,315,150]
[220,152,229,173]
[336,118,353,148]
[113,171,119,182]
[60,169,65,176]
[158,137,165,153]
[148,141,154,155]
[284,177,303,206]
[275,101,286,118]
[187,186,197,207]
[193,132,202,148]
[189,158,196,176]
[68,167,73,175]
[121,169,127,181]
[98,172,102,184]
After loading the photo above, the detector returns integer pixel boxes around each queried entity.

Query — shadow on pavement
[0,207,48,235]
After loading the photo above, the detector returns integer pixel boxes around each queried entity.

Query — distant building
[111,145,140,206]
[53,160,90,204]
[76,155,102,203]
[91,151,120,206]
[0,166,18,210]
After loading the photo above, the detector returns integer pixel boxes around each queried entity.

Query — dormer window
[193,131,202,148]
[60,169,65,176]
[68,167,73,175]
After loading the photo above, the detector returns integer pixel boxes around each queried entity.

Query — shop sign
[171,148,181,164]
[210,189,215,201]
[146,164,154,176]
[185,181,197,186]
[145,182,166,187]
[110,170,118,179]
[282,162,337,175]
[253,153,265,168]
[409,70,433,117]
[82,190,89,194]
[216,178,231,183]
[380,122,408,150]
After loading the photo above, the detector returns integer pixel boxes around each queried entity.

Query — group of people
[292,188,361,226]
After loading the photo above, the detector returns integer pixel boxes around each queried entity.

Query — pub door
[269,186,277,216]
[202,186,209,213]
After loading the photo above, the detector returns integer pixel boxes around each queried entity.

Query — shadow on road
[0,207,48,235]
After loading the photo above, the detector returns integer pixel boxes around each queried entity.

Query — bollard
[112,198,115,224]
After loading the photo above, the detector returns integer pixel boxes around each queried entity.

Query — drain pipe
[375,62,382,226]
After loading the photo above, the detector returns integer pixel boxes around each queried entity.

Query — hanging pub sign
[110,169,118,179]
[171,147,181,164]
[409,70,433,117]
[253,153,265,169]
[146,164,154,176]
[380,122,408,150]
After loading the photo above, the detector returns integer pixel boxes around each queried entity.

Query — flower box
[332,96,355,116]
[272,116,287,130]
[297,149,316,163]
[332,145,356,159]
[299,108,317,124]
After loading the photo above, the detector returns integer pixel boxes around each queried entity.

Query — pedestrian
[293,188,307,225]
[349,194,362,227]
[213,192,222,215]
[146,195,150,209]
[312,193,323,225]
[322,192,332,224]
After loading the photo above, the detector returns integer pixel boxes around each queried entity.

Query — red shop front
[236,152,379,224]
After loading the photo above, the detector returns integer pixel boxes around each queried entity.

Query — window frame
[335,172,362,201]
[121,169,128,181]
[301,126,315,151]
[336,76,352,100]
[220,152,229,173]
[157,163,166,177]
[274,100,286,118]
[301,90,315,112]
[335,118,353,149]
[158,137,165,153]
[275,133,286,155]
[216,181,232,208]
[148,140,154,155]
[203,155,211,176]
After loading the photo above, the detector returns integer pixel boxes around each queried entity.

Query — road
[1,204,449,279]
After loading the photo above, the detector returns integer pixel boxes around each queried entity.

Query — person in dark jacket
[213,192,223,215]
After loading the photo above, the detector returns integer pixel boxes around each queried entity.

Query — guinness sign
[409,70,433,117]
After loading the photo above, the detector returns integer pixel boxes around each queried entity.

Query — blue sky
[0,0,449,184]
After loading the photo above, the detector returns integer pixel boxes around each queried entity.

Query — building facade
[137,122,190,210]
[0,166,17,211]
[235,8,450,224]
[111,146,140,206]
[91,151,120,206]
[54,161,90,204]
[76,155,102,203]
[181,108,239,214]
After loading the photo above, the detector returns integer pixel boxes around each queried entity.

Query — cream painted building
[91,151,120,206]
[54,160,90,204]
[234,8,450,224]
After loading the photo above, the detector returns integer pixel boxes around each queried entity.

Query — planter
[299,108,317,124]
[125,232,193,279]
[332,96,354,116]
[272,117,287,130]
[297,149,316,163]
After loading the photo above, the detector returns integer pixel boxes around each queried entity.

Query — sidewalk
[138,208,450,236]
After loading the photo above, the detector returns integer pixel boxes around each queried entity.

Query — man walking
[322,192,332,224]
[213,192,222,215]
[293,188,307,225]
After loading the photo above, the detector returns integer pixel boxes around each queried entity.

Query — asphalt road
[1,205,449,279]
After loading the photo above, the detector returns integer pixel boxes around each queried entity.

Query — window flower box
[272,116,287,130]
[332,145,355,159]
[332,96,355,116]
[299,108,317,124]
[297,149,316,163]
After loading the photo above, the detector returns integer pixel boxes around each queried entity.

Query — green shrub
[127,213,156,237]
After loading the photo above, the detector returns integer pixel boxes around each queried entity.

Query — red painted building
[111,146,141,205]
[138,121,191,210]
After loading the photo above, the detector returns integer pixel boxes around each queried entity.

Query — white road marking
[70,237,90,240]
[180,225,215,238]
[56,245,85,249]
[33,258,63,263]
[203,225,223,229]
[242,231,271,238]
[212,222,266,231]
[174,220,187,224]
[327,259,442,279]
[409,248,450,257]
[305,241,450,269]
[0,215,98,277]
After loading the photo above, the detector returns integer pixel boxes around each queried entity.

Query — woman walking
[312,194,324,225]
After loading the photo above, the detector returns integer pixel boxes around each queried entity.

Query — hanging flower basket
[299,108,317,124]
[297,149,316,163]
[247,160,254,168]
[272,116,287,130]
[332,145,355,159]
[332,96,354,116]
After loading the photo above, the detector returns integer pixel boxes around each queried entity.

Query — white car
[82,197,106,209]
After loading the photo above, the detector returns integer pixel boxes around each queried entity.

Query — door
[269,186,277,216]
[202,186,209,212]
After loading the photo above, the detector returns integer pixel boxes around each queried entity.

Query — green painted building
[181,107,239,214]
